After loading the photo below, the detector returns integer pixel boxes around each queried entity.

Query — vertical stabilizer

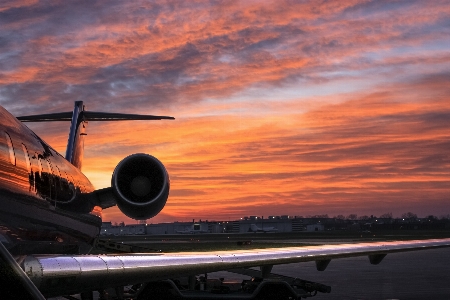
[65,101,86,169]
[17,101,174,171]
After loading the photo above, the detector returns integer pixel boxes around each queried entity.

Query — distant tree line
[303,212,450,221]
[299,212,450,231]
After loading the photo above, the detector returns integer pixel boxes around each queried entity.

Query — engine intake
[112,153,169,220]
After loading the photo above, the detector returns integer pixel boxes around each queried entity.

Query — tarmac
[209,247,450,299]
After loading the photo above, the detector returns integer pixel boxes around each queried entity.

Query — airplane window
[22,144,31,173]
[45,159,52,174]
[54,165,61,177]
[37,155,42,177]
[45,159,57,200]
[4,132,16,165]
[54,165,62,192]
[64,171,74,200]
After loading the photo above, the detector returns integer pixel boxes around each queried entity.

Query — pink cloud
[1,1,449,221]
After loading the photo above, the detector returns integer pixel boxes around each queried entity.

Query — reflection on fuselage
[0,106,100,255]
[2,131,87,204]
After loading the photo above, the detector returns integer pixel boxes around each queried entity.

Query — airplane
[0,101,449,299]
[249,224,278,233]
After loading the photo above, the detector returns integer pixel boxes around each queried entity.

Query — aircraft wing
[23,238,450,297]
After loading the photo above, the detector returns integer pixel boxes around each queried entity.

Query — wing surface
[24,238,450,297]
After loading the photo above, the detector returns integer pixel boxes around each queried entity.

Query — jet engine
[111,153,169,220]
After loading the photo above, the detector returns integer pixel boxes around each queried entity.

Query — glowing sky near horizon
[1,0,449,223]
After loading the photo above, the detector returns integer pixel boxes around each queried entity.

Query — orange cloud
[62,74,449,222]
[2,1,449,222]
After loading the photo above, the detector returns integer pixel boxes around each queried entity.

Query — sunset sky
[1,1,449,223]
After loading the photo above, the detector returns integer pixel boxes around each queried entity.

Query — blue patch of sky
[175,73,208,87]
[218,54,234,64]
[396,63,450,87]
[341,0,416,20]
[195,76,382,117]
[0,50,22,71]
[63,84,74,94]
[380,40,449,61]
[196,46,447,118]
[361,37,449,65]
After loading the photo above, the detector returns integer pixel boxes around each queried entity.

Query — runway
[207,247,450,299]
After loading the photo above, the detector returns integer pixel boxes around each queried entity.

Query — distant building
[306,224,324,232]
[99,214,447,236]
[100,220,224,235]
[100,222,145,236]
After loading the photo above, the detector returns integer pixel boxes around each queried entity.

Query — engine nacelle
[111,153,169,220]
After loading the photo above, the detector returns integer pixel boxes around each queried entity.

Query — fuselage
[0,105,101,255]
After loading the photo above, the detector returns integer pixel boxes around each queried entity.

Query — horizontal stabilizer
[17,112,73,122]
[17,101,174,170]
[17,111,174,122]
[82,111,175,121]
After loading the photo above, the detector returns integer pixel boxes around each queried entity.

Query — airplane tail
[66,101,85,169]
[17,101,174,170]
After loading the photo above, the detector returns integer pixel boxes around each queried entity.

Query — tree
[358,215,369,221]
[401,212,417,219]
[427,215,438,222]
[334,215,345,220]
[379,213,393,219]
[347,214,358,220]
[440,214,450,220]
[307,214,329,218]
[314,214,329,218]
